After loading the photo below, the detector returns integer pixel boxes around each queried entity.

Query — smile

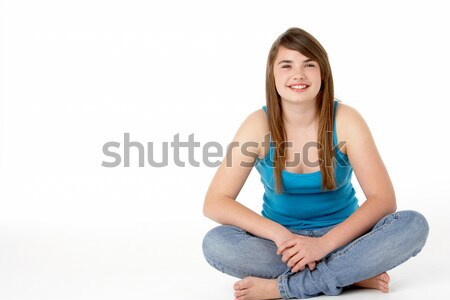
[288,84,309,92]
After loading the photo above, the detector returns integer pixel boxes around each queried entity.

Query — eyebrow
[277,58,315,65]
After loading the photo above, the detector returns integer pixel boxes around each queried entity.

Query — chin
[282,97,316,104]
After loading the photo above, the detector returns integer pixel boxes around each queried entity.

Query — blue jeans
[202,210,429,299]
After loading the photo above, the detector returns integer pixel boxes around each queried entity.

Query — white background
[1,0,449,299]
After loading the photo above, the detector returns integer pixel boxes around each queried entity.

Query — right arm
[202,109,293,246]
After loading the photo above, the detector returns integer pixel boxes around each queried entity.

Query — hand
[276,234,329,273]
[274,232,319,270]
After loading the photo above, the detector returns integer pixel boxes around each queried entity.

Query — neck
[280,99,318,130]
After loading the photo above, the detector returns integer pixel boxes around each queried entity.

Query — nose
[293,67,305,80]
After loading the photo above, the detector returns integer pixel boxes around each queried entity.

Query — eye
[281,65,291,69]
[305,63,316,68]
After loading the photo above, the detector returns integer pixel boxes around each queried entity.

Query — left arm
[320,104,397,253]
[278,104,397,272]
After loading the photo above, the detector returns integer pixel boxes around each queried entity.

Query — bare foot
[351,272,390,293]
[233,276,281,300]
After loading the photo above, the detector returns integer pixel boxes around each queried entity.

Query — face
[273,46,322,104]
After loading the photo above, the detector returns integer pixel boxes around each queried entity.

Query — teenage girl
[202,27,429,300]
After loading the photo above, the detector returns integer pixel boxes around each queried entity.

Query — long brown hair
[266,27,336,193]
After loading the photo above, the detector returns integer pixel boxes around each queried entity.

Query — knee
[397,210,429,252]
[202,225,242,262]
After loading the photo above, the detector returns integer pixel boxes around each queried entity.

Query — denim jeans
[202,210,429,299]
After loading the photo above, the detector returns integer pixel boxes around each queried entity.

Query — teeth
[290,85,307,90]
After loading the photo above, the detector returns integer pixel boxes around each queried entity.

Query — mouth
[288,84,309,92]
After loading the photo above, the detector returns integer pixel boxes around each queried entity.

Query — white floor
[0,219,448,300]
[2,1,450,299]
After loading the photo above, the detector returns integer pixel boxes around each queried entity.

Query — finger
[281,246,300,263]
[281,247,294,263]
[292,257,308,273]
[277,239,297,255]
[292,262,304,273]
[287,252,303,268]
[292,264,305,273]
[307,261,316,271]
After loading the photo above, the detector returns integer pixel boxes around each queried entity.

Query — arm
[203,109,293,245]
[278,104,397,273]
[320,104,397,253]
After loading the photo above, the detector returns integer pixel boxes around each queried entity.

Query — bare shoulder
[236,108,270,159]
[204,107,269,201]
[334,101,396,206]
[245,107,269,129]
[335,101,370,155]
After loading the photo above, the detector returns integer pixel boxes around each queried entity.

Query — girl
[202,27,429,300]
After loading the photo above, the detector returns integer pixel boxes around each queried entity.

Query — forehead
[275,46,311,62]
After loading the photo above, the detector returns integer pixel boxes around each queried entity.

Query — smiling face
[273,46,322,104]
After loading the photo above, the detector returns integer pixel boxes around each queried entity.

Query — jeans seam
[327,212,397,263]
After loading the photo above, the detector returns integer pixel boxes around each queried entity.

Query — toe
[234,289,247,297]
[379,272,390,283]
[379,281,389,292]
[239,277,253,289]
[235,293,250,300]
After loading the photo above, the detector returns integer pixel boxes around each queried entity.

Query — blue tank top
[255,100,359,230]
